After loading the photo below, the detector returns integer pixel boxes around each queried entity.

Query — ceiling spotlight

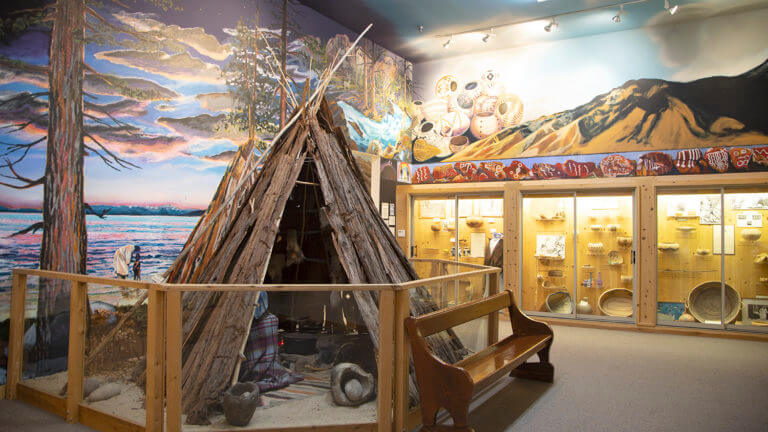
[417,25,424,33]
[443,36,453,49]
[544,17,558,32]
[612,4,624,23]
[665,0,678,15]
[482,28,495,43]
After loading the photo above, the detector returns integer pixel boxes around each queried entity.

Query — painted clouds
[113,11,232,61]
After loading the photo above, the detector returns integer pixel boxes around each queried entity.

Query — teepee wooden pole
[164,23,372,278]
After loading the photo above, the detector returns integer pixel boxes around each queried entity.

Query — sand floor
[22,371,377,429]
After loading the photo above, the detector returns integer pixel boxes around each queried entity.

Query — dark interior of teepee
[265,157,371,338]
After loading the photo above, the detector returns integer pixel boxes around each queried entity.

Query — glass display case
[411,195,504,307]
[657,188,768,331]
[521,194,575,315]
[726,189,768,330]
[521,191,635,320]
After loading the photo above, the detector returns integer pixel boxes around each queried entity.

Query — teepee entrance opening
[266,157,369,337]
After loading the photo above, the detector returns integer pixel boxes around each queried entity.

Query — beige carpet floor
[439,324,768,432]
[1,325,766,432]
[0,400,94,432]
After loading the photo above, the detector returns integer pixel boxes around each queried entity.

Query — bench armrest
[405,318,474,423]
[505,290,553,339]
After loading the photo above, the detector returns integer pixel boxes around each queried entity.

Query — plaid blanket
[239,313,303,392]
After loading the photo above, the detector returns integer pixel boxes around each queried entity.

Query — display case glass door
[521,191,636,321]
[411,194,504,308]
[412,196,457,263]
[575,193,635,320]
[657,190,724,328]
[724,188,768,331]
[521,193,576,316]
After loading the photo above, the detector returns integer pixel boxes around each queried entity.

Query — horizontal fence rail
[6,261,502,432]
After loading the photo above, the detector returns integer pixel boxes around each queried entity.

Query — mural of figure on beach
[0,0,413,378]
[0,0,413,277]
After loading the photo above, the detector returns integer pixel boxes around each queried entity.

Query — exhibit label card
[713,225,735,255]
[470,232,486,258]
[736,211,762,227]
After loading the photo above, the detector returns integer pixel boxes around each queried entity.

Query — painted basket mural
[407,58,768,183]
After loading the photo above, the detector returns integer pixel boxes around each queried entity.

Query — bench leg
[509,340,554,383]
[444,393,474,432]
[421,398,441,428]
[420,400,475,432]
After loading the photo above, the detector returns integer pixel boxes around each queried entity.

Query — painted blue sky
[415,7,768,122]
[0,0,365,209]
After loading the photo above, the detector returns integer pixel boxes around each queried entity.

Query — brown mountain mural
[448,59,768,161]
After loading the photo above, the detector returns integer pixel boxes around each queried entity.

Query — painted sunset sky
[0,0,364,209]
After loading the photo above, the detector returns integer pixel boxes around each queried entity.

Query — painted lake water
[0,213,199,320]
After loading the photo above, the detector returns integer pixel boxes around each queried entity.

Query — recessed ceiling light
[544,17,558,32]
[612,4,624,23]
[665,0,678,15]
[417,25,424,33]
[482,28,495,43]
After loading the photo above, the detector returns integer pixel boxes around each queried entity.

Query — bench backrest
[407,290,513,337]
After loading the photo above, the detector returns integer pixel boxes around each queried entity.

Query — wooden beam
[503,183,519,295]
[397,268,499,290]
[409,258,491,270]
[17,383,66,418]
[161,283,394,292]
[395,183,409,254]
[65,281,87,423]
[12,268,151,290]
[377,289,395,432]
[487,272,500,346]
[393,289,410,432]
[79,404,144,432]
[6,271,26,400]
[637,180,656,327]
[165,290,183,432]
[145,288,166,432]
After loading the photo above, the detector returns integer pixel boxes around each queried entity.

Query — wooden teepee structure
[165,96,465,424]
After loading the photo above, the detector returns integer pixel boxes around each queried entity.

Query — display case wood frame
[397,172,768,341]
[5,263,501,432]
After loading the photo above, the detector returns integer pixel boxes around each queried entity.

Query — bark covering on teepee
[167,99,465,424]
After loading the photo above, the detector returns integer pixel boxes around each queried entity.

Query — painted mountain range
[448,59,768,161]
[0,204,203,217]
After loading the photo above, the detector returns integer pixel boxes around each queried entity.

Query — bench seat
[457,333,551,392]
[406,290,554,432]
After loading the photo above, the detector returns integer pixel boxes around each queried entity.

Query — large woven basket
[598,288,633,317]
[546,291,573,314]
[687,281,741,323]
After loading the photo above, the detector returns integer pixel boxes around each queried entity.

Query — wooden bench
[405,289,554,432]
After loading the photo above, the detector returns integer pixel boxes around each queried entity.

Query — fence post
[166,290,182,432]
[146,288,166,432]
[65,281,87,423]
[393,287,410,432]
[487,272,500,346]
[377,288,395,432]
[6,271,27,399]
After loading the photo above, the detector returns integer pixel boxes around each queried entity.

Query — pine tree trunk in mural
[361,39,368,112]
[279,0,287,128]
[35,0,86,369]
